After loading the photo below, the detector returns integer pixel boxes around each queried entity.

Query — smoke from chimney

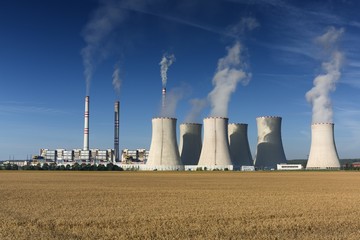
[159,53,175,88]
[112,63,122,97]
[306,27,344,124]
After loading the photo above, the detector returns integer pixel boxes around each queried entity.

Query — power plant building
[254,116,287,169]
[146,117,183,170]
[306,123,340,170]
[228,123,253,168]
[198,117,232,169]
[179,123,202,165]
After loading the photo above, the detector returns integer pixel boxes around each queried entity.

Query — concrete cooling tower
[179,123,202,165]
[254,116,287,169]
[306,123,340,170]
[198,117,232,167]
[146,117,183,170]
[83,96,90,151]
[228,123,253,168]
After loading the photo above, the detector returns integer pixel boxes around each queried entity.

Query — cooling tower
[198,117,232,166]
[228,123,253,167]
[306,123,340,170]
[254,116,287,169]
[83,96,90,151]
[179,123,202,165]
[114,101,120,162]
[147,117,182,167]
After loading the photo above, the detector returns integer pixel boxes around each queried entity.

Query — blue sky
[1,0,360,160]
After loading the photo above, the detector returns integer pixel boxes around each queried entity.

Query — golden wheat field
[0,171,360,239]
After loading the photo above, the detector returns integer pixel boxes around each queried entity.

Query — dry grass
[0,171,360,239]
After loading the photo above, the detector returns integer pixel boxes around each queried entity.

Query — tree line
[0,162,124,171]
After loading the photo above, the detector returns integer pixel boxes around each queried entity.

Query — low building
[277,164,303,170]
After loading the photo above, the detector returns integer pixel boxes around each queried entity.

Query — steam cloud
[112,64,122,97]
[159,53,176,88]
[81,1,125,96]
[184,98,207,123]
[208,41,251,117]
[160,86,188,118]
[306,27,344,123]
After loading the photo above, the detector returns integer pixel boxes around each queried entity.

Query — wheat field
[0,171,359,239]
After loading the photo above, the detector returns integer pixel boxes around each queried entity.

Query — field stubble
[0,171,359,239]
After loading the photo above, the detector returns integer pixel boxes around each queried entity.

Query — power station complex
[39,96,341,171]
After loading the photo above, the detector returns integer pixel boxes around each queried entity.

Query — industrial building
[40,148,114,163]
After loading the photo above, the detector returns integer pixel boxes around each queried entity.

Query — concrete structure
[83,96,90,151]
[198,117,232,166]
[228,123,253,168]
[179,123,202,165]
[254,116,287,169]
[114,101,120,162]
[306,123,340,170]
[277,164,303,170]
[146,117,183,169]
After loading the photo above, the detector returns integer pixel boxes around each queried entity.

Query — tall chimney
[306,123,340,170]
[83,96,90,151]
[162,87,166,110]
[114,101,120,162]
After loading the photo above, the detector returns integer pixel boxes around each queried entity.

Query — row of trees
[0,163,124,171]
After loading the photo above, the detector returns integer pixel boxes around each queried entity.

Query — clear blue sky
[1,0,360,160]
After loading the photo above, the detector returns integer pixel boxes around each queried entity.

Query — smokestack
[83,96,90,151]
[254,116,287,169]
[198,117,232,166]
[162,87,166,110]
[179,123,202,165]
[114,101,120,162]
[228,123,253,167]
[147,117,182,168]
[306,123,340,170]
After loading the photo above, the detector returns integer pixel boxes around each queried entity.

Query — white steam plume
[81,1,125,96]
[306,27,344,123]
[160,85,189,118]
[159,53,175,88]
[208,41,251,117]
[184,98,207,123]
[112,64,122,97]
